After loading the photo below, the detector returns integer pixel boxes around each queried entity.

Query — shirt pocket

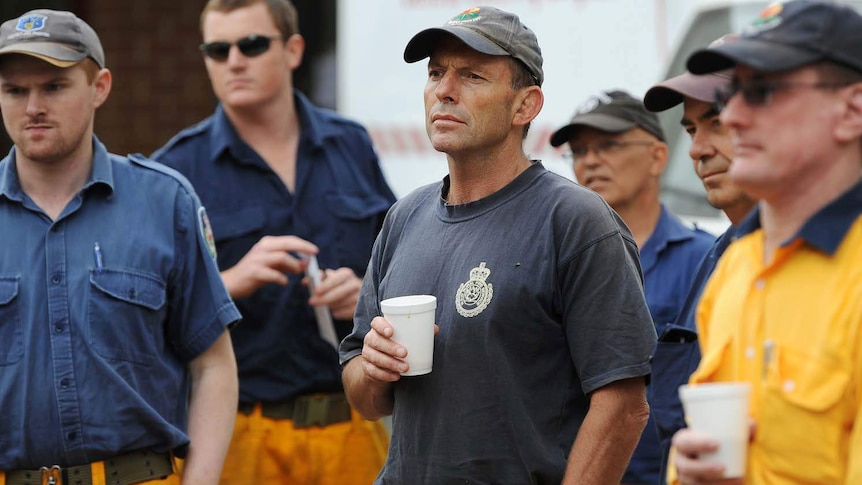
[759,345,850,482]
[0,275,23,365]
[325,192,391,269]
[88,269,167,366]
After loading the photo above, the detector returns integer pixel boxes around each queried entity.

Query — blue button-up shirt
[152,91,395,403]
[0,137,240,468]
[625,205,715,485]
[649,223,742,485]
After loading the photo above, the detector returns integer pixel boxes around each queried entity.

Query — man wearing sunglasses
[550,90,714,485]
[152,1,395,484]
[669,1,862,484]
[0,8,240,485]
[642,34,756,485]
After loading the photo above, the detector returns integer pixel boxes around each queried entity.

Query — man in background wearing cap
[341,6,656,484]
[0,8,239,484]
[670,1,862,483]
[551,90,714,485]
[152,1,394,484]
[643,39,756,485]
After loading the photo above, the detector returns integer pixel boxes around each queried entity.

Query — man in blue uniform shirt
[551,90,715,485]
[643,34,756,485]
[152,1,396,483]
[0,9,240,485]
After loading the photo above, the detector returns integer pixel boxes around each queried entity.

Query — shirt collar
[207,90,332,163]
[0,135,113,202]
[737,179,862,255]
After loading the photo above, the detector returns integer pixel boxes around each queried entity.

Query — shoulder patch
[198,206,217,260]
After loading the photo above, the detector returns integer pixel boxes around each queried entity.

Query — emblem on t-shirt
[198,206,217,260]
[456,262,493,318]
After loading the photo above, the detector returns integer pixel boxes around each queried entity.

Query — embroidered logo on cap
[576,91,614,114]
[448,7,481,25]
[745,2,784,34]
[9,14,50,40]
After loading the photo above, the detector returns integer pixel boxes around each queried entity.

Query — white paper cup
[679,382,751,478]
[380,295,436,376]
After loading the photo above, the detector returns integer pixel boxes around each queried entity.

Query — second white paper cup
[380,295,436,376]
[679,382,751,478]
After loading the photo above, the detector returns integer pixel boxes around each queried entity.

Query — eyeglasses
[563,139,654,163]
[199,35,283,61]
[714,79,851,110]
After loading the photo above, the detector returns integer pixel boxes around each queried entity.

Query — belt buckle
[40,465,62,485]
[292,394,328,428]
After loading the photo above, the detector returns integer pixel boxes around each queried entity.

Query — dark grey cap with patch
[403,6,543,86]
[550,90,665,147]
[0,9,105,68]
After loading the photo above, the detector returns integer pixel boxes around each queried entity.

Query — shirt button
[59,379,69,389]
[67,432,77,441]
[128,288,137,299]
[745,347,756,359]
[51,275,62,285]
[783,380,796,392]
[55,324,64,333]
[754,279,766,289]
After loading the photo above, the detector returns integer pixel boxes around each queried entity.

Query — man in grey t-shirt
[340,6,657,485]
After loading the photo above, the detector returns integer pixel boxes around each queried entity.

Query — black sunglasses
[715,79,851,111]
[199,35,283,61]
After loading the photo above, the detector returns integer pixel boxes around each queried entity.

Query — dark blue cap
[687,0,862,74]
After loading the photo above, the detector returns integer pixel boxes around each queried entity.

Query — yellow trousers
[220,405,388,485]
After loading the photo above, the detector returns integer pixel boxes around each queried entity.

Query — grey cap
[550,90,665,147]
[404,6,543,86]
[0,9,105,68]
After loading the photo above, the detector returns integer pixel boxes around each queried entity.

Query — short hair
[201,0,299,39]
[508,57,537,139]
[80,58,101,84]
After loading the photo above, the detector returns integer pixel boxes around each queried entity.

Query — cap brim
[687,38,822,74]
[549,114,636,147]
[644,70,732,112]
[0,42,86,68]
[404,26,509,63]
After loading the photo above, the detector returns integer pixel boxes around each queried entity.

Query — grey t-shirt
[341,162,656,485]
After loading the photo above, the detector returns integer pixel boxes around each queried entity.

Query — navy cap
[687,0,862,75]
[404,6,543,86]
[550,90,665,147]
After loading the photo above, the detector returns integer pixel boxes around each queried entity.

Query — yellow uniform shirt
[684,182,862,484]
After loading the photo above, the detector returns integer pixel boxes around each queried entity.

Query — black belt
[238,391,352,428]
[1,449,173,485]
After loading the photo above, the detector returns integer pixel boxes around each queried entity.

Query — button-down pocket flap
[326,193,391,220]
[209,206,267,241]
[770,346,849,412]
[90,270,166,310]
[0,276,19,305]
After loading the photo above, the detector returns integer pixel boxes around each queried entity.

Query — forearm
[342,355,395,420]
[181,332,239,484]
[563,377,650,485]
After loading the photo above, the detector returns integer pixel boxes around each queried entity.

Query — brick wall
[85,0,215,156]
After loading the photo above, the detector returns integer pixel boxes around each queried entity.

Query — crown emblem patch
[455,262,493,318]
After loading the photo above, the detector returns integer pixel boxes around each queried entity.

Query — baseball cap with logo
[644,35,737,112]
[687,0,862,75]
[550,90,665,147]
[0,9,105,68]
[403,6,544,86]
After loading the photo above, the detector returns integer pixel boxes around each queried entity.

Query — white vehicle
[337,0,859,235]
